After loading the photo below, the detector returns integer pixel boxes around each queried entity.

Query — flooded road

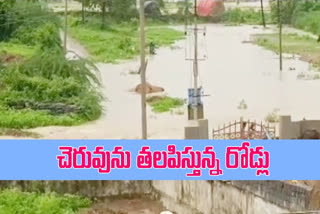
[30,24,320,139]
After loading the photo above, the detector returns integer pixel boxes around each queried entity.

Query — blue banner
[0,140,318,180]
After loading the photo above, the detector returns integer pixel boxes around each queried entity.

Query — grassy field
[253,33,320,67]
[69,16,185,63]
[0,189,90,214]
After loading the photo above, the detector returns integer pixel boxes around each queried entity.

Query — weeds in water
[253,33,320,68]
[147,96,184,113]
[222,8,271,25]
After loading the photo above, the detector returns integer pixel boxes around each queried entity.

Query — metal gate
[212,118,276,139]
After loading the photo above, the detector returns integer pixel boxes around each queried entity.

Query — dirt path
[80,198,168,214]
[5,24,320,139]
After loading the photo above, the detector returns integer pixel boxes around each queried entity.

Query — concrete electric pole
[260,0,266,28]
[277,0,283,72]
[193,0,199,120]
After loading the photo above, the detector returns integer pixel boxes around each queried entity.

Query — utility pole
[139,0,147,139]
[193,0,199,120]
[260,0,266,28]
[64,0,68,52]
[277,0,283,72]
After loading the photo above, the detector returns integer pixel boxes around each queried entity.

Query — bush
[265,108,280,123]
[0,1,16,41]
[270,0,299,24]
[12,22,61,50]
[0,50,102,128]
[0,2,102,129]
[0,1,60,44]
[222,8,269,25]
[270,0,320,25]
[108,0,137,21]
[147,96,184,113]
[293,11,320,35]
[0,189,90,214]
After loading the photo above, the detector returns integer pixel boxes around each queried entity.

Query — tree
[73,0,90,23]
[0,1,16,41]
[108,0,136,21]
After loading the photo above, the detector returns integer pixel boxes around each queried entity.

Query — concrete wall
[184,119,209,139]
[153,180,313,214]
[0,180,315,214]
[279,115,320,139]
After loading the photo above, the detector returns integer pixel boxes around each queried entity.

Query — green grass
[69,16,184,63]
[293,11,320,35]
[253,33,320,67]
[0,42,36,59]
[0,189,90,214]
[0,109,85,129]
[147,96,184,113]
[221,8,272,25]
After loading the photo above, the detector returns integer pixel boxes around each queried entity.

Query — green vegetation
[270,0,320,35]
[69,15,184,63]
[0,128,41,138]
[147,96,184,113]
[221,0,320,33]
[0,189,90,214]
[0,43,36,60]
[222,8,271,25]
[0,2,102,130]
[253,33,320,67]
[294,11,320,35]
[0,50,102,129]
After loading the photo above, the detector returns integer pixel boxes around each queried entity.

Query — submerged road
[29,24,320,139]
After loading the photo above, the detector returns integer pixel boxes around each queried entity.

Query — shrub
[147,96,184,113]
[265,108,280,123]
[270,0,299,24]
[0,1,59,43]
[0,188,90,214]
[0,50,102,125]
[293,11,320,34]
[12,22,61,50]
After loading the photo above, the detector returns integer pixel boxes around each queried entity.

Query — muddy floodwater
[29,24,320,139]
